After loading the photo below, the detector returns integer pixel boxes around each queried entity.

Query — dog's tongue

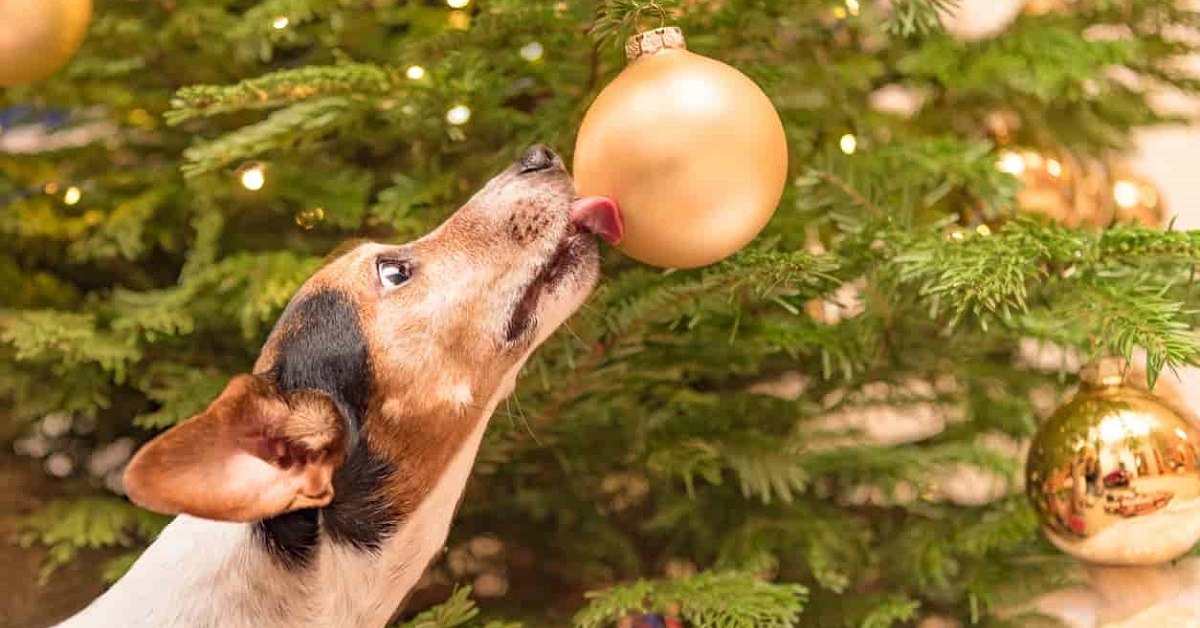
[570,196,624,245]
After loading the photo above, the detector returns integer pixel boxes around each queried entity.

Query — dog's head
[123,145,619,526]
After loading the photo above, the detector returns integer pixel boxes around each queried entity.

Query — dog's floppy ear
[123,374,348,522]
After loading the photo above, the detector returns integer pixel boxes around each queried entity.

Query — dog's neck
[59,376,514,628]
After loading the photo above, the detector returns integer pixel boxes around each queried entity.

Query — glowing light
[1176,427,1190,441]
[1113,180,1139,209]
[975,224,992,237]
[406,65,426,80]
[948,230,966,242]
[239,164,266,191]
[446,104,471,125]
[44,182,60,195]
[846,0,860,15]
[839,133,857,155]
[832,6,847,19]
[446,0,470,7]
[1046,159,1063,178]
[1099,411,1153,443]
[996,151,1026,175]
[63,186,81,206]
[520,41,544,62]
[272,16,289,29]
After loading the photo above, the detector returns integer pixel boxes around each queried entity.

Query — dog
[55,145,622,627]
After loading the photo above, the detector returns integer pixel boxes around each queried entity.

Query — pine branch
[167,64,399,123]
[181,96,359,177]
[18,498,169,583]
[575,572,807,628]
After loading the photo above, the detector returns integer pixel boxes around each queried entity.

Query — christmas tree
[4,0,1200,625]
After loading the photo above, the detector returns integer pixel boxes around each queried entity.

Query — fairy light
[520,42,544,62]
[846,0,860,15]
[975,224,992,237]
[839,133,857,155]
[446,0,470,7]
[1046,159,1063,178]
[406,65,426,80]
[832,6,848,19]
[1113,180,1139,209]
[239,164,266,191]
[446,104,471,125]
[996,150,1026,175]
[272,16,290,29]
[63,186,81,206]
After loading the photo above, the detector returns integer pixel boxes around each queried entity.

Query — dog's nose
[519,144,560,173]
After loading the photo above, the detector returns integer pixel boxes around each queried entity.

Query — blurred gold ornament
[1026,358,1200,565]
[1023,0,1071,16]
[1005,151,1165,229]
[0,0,92,86]
[938,0,1025,40]
[573,27,788,268]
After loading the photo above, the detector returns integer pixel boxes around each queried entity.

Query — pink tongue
[569,196,624,245]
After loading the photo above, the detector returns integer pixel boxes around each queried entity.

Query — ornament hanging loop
[632,1,669,29]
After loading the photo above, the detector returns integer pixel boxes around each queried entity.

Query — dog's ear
[123,374,348,522]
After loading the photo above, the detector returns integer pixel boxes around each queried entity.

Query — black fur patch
[256,289,397,566]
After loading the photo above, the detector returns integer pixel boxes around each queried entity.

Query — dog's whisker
[561,321,588,349]
[510,391,541,446]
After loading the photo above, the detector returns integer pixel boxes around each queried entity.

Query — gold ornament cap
[1080,356,1127,389]
[625,27,686,61]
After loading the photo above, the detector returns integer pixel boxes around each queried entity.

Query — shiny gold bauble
[0,0,92,86]
[1026,359,1200,565]
[573,27,788,269]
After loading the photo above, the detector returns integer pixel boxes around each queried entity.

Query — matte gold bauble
[1025,358,1200,566]
[573,27,788,269]
[0,0,92,86]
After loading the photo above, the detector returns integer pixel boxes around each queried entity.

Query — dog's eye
[377,260,412,288]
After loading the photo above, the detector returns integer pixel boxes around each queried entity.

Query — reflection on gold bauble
[1026,358,1200,565]
[573,27,788,269]
[998,150,1166,229]
[0,0,92,86]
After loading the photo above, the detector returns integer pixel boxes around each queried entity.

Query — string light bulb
[446,0,470,7]
[239,163,266,191]
[996,150,1026,175]
[1046,159,1063,178]
[272,16,289,29]
[63,186,81,206]
[1113,180,1139,209]
[520,42,544,62]
[406,65,426,80]
[446,104,471,126]
[839,133,857,155]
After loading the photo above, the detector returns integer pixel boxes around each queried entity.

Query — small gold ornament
[573,27,788,269]
[0,0,92,86]
[997,150,1166,229]
[1025,358,1200,565]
